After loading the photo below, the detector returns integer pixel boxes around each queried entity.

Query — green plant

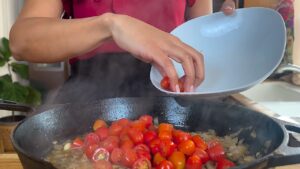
[0,37,41,105]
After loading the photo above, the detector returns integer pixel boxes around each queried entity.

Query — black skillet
[1,97,300,169]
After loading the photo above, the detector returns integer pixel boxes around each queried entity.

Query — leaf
[0,57,5,67]
[11,62,29,79]
[0,37,11,61]
[26,86,41,105]
[0,77,29,103]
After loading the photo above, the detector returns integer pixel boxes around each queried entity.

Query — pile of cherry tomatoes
[69,115,235,169]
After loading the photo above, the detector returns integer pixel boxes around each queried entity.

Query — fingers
[221,0,236,15]
[168,37,205,92]
[152,51,180,92]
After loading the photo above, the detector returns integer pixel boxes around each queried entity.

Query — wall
[293,0,300,66]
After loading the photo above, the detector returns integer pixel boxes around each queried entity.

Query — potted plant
[0,37,41,152]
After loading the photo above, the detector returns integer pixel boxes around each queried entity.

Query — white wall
[293,0,300,66]
[0,0,23,38]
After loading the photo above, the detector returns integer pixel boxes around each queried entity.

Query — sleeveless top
[62,0,196,63]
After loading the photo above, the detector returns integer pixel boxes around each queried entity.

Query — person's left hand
[221,0,236,15]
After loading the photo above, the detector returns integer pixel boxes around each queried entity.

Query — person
[9,0,235,103]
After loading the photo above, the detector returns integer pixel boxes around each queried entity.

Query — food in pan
[46,115,255,169]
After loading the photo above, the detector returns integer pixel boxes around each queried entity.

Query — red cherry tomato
[144,130,157,144]
[158,130,172,140]
[121,139,134,149]
[85,144,99,159]
[193,148,209,164]
[216,158,235,169]
[172,130,191,144]
[93,119,107,131]
[160,139,176,157]
[110,148,123,164]
[99,136,119,153]
[156,160,174,169]
[134,144,150,153]
[128,129,144,145]
[178,140,196,156]
[92,148,110,162]
[158,123,173,133]
[207,140,225,161]
[160,76,171,91]
[192,135,207,150]
[133,157,152,169]
[136,149,151,161]
[153,152,166,167]
[94,127,109,141]
[139,115,153,128]
[186,154,202,169]
[84,133,100,146]
[93,160,113,169]
[131,120,147,132]
[168,151,185,169]
[149,138,161,154]
[72,137,84,148]
[109,123,123,136]
[121,148,138,168]
[115,118,131,127]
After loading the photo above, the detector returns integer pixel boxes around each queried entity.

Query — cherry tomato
[159,130,172,140]
[72,137,84,148]
[158,123,173,133]
[84,133,100,146]
[131,120,147,132]
[133,157,152,169]
[149,138,161,154]
[160,139,176,157]
[153,152,166,166]
[109,123,123,136]
[193,148,209,164]
[172,130,191,144]
[128,129,144,145]
[160,76,171,91]
[121,148,138,168]
[192,135,207,150]
[120,127,131,140]
[99,136,119,153]
[121,139,134,149]
[110,148,123,164]
[92,148,110,162]
[168,151,185,169]
[115,118,131,127]
[134,144,150,153]
[207,140,225,161]
[94,127,109,141]
[139,115,153,128]
[149,125,158,131]
[136,149,151,161]
[85,144,99,159]
[216,158,235,169]
[156,160,174,169]
[178,140,196,156]
[93,119,107,131]
[93,160,113,169]
[186,155,202,169]
[144,130,157,144]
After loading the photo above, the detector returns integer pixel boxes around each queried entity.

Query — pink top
[62,0,196,63]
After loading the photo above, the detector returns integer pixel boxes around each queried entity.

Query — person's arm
[10,0,112,63]
[10,0,205,92]
[186,0,236,19]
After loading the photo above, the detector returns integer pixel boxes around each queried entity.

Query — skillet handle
[0,99,33,112]
[268,119,300,167]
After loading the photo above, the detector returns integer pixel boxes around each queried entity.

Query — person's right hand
[106,13,204,92]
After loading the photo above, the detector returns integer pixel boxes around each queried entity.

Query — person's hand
[221,0,236,15]
[107,14,204,92]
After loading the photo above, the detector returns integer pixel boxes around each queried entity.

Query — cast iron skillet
[1,97,300,169]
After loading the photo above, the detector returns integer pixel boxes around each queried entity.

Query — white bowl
[150,7,286,97]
